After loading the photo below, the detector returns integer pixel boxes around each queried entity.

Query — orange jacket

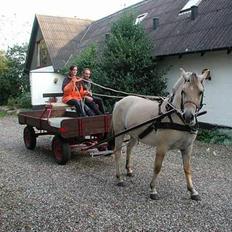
[62,76,87,103]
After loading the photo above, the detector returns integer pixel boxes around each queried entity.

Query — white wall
[30,66,64,106]
[160,50,232,127]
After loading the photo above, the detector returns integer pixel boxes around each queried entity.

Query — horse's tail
[107,118,115,150]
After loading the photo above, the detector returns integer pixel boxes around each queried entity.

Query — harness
[138,107,198,140]
[84,76,206,150]
[138,87,205,139]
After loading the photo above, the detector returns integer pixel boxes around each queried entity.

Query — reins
[82,76,207,150]
[83,105,207,151]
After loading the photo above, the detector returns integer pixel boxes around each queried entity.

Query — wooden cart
[18,105,112,165]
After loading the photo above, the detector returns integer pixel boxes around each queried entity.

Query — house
[25,0,232,127]
[25,15,92,106]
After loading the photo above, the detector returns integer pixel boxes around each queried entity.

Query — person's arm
[63,76,77,93]
[62,77,71,91]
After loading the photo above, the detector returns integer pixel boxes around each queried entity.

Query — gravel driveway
[0,116,232,232]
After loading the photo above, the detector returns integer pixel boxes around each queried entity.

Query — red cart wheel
[52,135,71,165]
[23,126,36,150]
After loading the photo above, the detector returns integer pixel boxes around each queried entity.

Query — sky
[0,0,142,51]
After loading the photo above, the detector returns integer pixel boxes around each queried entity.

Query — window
[179,0,202,14]
[36,39,49,67]
[135,13,148,24]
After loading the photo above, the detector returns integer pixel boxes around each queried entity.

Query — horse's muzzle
[183,111,195,125]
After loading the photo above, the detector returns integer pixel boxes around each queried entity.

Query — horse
[110,68,209,201]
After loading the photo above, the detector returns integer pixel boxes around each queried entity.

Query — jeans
[66,99,92,116]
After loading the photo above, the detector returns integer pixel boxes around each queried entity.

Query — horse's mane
[171,76,185,96]
[171,71,194,96]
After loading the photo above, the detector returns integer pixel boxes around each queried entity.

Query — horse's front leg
[150,148,166,200]
[115,135,124,186]
[181,146,200,201]
[125,138,137,177]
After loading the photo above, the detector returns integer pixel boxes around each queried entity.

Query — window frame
[179,0,202,14]
[135,13,148,25]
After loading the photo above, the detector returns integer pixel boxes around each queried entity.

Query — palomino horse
[111,68,209,200]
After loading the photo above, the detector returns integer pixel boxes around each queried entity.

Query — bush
[6,92,31,109]
[197,128,232,145]
[0,111,7,118]
[7,97,18,109]
[16,92,31,108]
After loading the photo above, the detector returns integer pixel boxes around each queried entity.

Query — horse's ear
[180,68,188,80]
[200,69,210,82]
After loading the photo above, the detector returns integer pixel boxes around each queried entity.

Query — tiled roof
[26,0,232,71]
[25,15,91,72]
[37,15,91,69]
[59,0,232,65]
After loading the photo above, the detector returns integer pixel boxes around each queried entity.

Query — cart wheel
[23,126,36,150]
[52,135,71,165]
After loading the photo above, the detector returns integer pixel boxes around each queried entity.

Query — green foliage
[6,92,31,109]
[0,50,8,76]
[96,13,167,96]
[61,45,98,76]
[197,128,232,145]
[7,97,18,109]
[0,44,29,105]
[0,111,7,118]
[16,92,31,108]
[64,13,167,112]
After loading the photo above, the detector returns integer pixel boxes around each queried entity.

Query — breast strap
[138,115,198,139]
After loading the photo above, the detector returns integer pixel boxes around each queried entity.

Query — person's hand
[86,91,93,96]
[85,96,93,102]
[71,77,77,83]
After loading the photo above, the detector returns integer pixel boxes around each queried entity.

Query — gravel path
[0,116,232,232]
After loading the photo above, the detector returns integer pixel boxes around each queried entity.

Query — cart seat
[47,102,69,110]
[48,117,72,128]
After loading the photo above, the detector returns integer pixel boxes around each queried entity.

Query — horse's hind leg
[181,146,200,201]
[115,135,125,186]
[125,137,137,177]
[150,148,166,200]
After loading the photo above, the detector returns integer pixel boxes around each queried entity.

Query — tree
[61,45,98,76]
[0,50,8,75]
[96,13,167,96]
[0,44,29,104]
[0,50,9,104]
[64,13,167,111]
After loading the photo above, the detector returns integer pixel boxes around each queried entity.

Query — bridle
[165,76,205,126]
[180,89,204,114]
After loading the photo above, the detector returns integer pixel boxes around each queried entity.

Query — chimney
[153,17,159,30]
[191,6,198,20]
[105,33,110,42]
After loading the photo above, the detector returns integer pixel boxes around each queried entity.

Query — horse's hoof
[117,182,125,187]
[191,195,201,201]
[150,193,159,200]
[127,172,133,177]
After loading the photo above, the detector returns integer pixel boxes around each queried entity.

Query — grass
[197,128,232,145]
[0,111,7,118]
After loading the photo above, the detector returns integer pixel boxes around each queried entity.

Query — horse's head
[172,68,209,126]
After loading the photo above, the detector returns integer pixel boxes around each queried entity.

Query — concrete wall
[160,50,232,127]
[30,66,64,106]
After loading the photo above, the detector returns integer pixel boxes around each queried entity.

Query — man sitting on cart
[62,65,94,117]
[81,68,105,114]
